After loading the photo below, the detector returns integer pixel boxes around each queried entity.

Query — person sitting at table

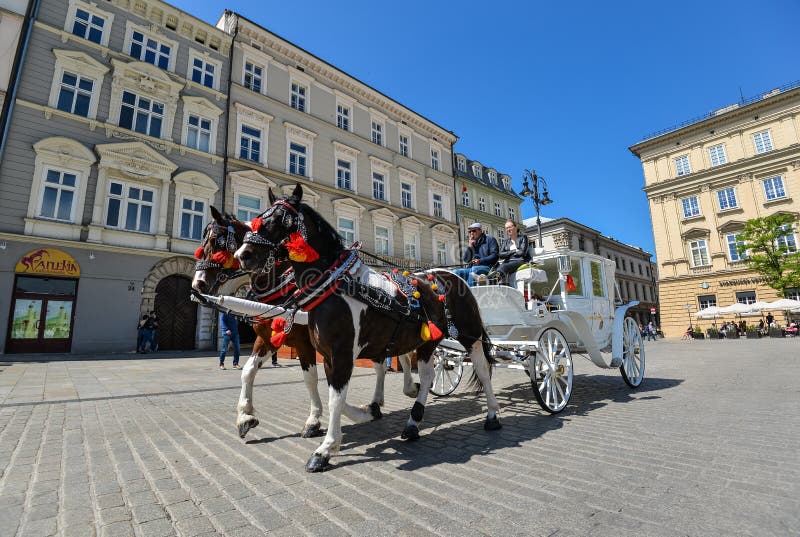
[785,321,798,336]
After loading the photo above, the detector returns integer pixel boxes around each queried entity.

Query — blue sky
[174,0,799,255]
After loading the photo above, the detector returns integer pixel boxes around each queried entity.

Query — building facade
[454,153,521,246]
[629,83,800,337]
[523,216,658,325]
[0,0,29,113]
[0,0,231,353]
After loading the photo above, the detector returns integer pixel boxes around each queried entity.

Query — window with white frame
[239,125,261,162]
[478,196,486,212]
[401,182,413,209]
[243,61,263,93]
[472,164,482,178]
[763,176,786,200]
[681,196,701,218]
[39,169,78,221]
[432,193,443,218]
[502,176,510,189]
[752,130,773,154]
[186,115,212,152]
[674,155,691,176]
[404,232,418,259]
[717,187,738,210]
[462,190,470,207]
[56,72,93,117]
[190,56,216,89]
[457,157,466,172]
[735,291,756,304]
[105,181,154,233]
[372,172,385,201]
[66,1,113,46]
[375,226,390,255]
[179,198,205,240]
[435,240,447,265]
[726,233,747,261]
[119,91,163,137]
[508,207,516,221]
[236,194,262,222]
[488,170,497,183]
[399,134,410,157]
[289,142,307,176]
[338,217,355,245]
[128,29,173,70]
[430,148,440,171]
[708,144,727,166]
[336,104,350,131]
[777,225,798,253]
[336,159,352,190]
[688,239,710,267]
[290,82,307,112]
[371,120,383,145]
[494,202,502,217]
[785,287,800,300]
[698,294,717,309]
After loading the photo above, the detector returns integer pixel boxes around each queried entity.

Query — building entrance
[6,276,78,353]
[154,275,197,350]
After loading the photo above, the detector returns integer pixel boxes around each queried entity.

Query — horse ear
[210,205,224,223]
[268,188,276,205]
[292,183,303,203]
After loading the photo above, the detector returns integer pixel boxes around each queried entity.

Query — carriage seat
[509,263,547,290]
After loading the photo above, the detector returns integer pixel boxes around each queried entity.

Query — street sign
[650,307,657,314]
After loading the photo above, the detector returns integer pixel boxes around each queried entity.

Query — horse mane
[299,202,344,252]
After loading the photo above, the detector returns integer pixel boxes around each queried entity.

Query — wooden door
[154,275,197,351]
[6,276,77,353]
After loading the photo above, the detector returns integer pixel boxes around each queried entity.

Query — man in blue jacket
[219,313,240,370]
[454,222,500,286]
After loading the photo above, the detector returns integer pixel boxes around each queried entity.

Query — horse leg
[299,360,324,438]
[401,348,436,440]
[356,361,386,420]
[399,353,420,398]
[469,342,502,431]
[306,383,349,472]
[236,350,266,438]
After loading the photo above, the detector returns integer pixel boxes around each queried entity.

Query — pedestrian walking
[136,314,149,353]
[646,321,657,341]
[219,313,240,370]
[146,311,159,352]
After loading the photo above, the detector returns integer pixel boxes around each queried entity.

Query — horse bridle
[194,221,246,287]
[241,199,305,271]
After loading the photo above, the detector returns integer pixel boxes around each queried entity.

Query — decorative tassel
[250,217,263,232]
[420,323,431,341]
[285,232,320,262]
[211,251,230,264]
[194,247,205,259]
[427,321,443,340]
[270,317,287,347]
[566,274,577,292]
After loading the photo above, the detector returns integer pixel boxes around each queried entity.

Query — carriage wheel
[620,317,645,388]
[429,347,464,397]
[530,328,573,414]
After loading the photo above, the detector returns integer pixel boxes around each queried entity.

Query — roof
[454,153,520,198]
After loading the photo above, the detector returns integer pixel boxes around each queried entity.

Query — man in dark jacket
[219,313,240,370]
[454,222,499,286]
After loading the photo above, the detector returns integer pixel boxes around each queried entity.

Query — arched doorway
[154,275,197,350]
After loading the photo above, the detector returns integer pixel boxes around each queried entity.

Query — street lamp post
[518,169,553,249]
[685,303,693,329]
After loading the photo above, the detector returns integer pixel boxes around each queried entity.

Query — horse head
[191,206,249,295]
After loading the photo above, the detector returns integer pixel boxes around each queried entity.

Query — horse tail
[466,328,494,392]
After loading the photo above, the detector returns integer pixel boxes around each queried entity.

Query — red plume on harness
[194,246,205,259]
[270,317,287,347]
[211,251,240,269]
[285,232,319,262]
[250,217,263,232]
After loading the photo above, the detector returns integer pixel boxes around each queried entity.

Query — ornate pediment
[400,215,424,229]
[332,197,366,214]
[53,49,109,77]
[681,227,711,240]
[233,102,273,124]
[111,59,184,99]
[173,171,218,193]
[96,141,178,179]
[182,96,223,118]
[34,137,95,164]
[431,223,456,235]
[717,219,746,233]
[370,207,398,222]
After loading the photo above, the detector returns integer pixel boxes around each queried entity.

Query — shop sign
[718,276,768,287]
[650,307,657,314]
[15,248,80,277]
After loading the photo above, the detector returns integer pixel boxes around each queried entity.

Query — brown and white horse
[192,207,419,440]
[235,185,501,472]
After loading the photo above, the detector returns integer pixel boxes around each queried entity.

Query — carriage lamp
[519,169,553,250]
[557,254,572,275]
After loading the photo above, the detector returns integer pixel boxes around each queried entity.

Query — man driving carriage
[454,222,499,286]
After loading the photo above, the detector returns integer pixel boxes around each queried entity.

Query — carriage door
[589,260,612,343]
[154,275,197,350]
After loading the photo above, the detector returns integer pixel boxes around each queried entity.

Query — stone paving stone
[137,518,175,537]
[100,520,135,537]
[131,503,167,524]
[174,516,216,536]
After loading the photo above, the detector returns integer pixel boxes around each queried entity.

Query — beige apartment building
[630,83,800,337]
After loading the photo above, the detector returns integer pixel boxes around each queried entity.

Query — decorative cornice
[283,121,317,140]
[332,141,359,158]
[233,101,273,123]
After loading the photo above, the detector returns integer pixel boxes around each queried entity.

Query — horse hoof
[484,416,502,431]
[301,423,323,438]
[238,418,259,438]
[401,424,420,441]
[369,402,382,420]
[305,454,330,473]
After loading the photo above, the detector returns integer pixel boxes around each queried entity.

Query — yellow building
[629,82,800,337]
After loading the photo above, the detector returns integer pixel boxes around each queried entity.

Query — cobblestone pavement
[1,338,799,536]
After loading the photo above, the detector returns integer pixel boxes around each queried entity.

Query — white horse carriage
[430,249,645,413]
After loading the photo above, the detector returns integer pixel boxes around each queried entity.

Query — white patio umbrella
[718,302,755,315]
[694,306,721,319]
[749,301,771,312]
[763,298,800,311]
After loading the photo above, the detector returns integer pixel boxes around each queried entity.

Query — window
[39,169,77,221]
[674,155,691,176]
[336,104,350,130]
[502,176,510,190]
[784,287,800,300]
[578,236,586,251]
[763,176,786,200]
[681,196,700,218]
[56,72,93,117]
[622,259,627,272]
[71,7,105,44]
[404,233,418,259]
[736,291,756,305]
[244,62,262,93]
[375,226,390,255]
[129,30,171,70]
[457,158,466,172]
[239,125,261,162]
[180,198,205,240]
[119,91,163,137]
[508,207,516,221]
[372,172,385,201]
[462,190,470,207]
[638,264,643,275]
[430,148,440,171]
[106,181,154,233]
[338,217,355,245]
[777,225,797,253]
[717,187,738,210]
[371,121,383,145]
[236,194,261,222]
[436,240,447,265]
[432,194,443,218]
[472,164,482,178]
[494,202,502,217]
[698,294,717,309]
[289,142,307,176]
[186,115,211,152]
[401,182,413,209]
[752,130,773,154]
[590,261,605,297]
[689,239,710,267]
[726,233,747,261]
[190,57,216,89]
[336,159,352,190]
[478,197,486,212]
[399,134,409,157]
[290,82,307,112]
[488,171,497,184]
[708,144,727,166]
